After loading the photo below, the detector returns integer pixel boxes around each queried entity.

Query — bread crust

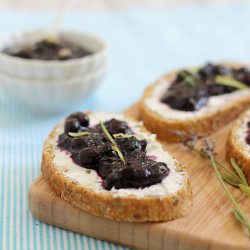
[140,62,250,142]
[227,111,250,183]
[41,115,193,222]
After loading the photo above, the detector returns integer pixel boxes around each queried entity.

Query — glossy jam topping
[58,112,170,190]
[3,38,92,60]
[246,121,250,145]
[161,63,250,111]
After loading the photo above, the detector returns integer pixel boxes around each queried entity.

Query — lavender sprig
[176,131,250,235]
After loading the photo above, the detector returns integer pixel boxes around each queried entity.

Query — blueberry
[78,147,99,167]
[213,65,231,75]
[116,137,142,153]
[161,94,187,110]
[58,134,72,149]
[234,67,250,85]
[162,90,209,111]
[139,139,147,151]
[64,118,80,133]
[207,84,224,95]
[192,97,208,111]
[104,160,170,190]
[199,63,214,77]
[246,134,250,145]
[68,112,89,127]
[15,50,31,59]
[105,119,131,134]
[152,162,169,175]
[36,39,58,49]
[199,63,230,77]
[207,83,235,96]
[71,138,88,150]
[87,134,104,147]
[99,142,115,157]
[99,159,122,178]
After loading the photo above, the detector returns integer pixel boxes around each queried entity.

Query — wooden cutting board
[29,104,250,250]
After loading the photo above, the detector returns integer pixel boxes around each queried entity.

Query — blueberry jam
[3,38,92,60]
[246,121,250,145]
[161,63,250,111]
[58,112,170,190]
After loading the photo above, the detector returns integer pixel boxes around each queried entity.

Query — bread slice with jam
[227,110,250,183]
[140,62,250,142]
[41,111,192,222]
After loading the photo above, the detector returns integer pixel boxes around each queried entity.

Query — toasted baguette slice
[41,112,192,222]
[227,110,250,183]
[140,63,250,142]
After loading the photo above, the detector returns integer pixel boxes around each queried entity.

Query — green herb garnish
[113,133,136,139]
[215,75,248,89]
[175,131,250,235]
[179,132,250,193]
[111,146,125,164]
[230,158,248,185]
[179,71,197,86]
[189,138,250,197]
[210,158,250,197]
[209,155,250,234]
[189,67,199,74]
[100,121,125,164]
[68,131,90,137]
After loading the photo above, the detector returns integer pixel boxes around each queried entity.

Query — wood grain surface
[29,103,250,250]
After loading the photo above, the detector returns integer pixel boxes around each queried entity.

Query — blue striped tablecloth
[1,4,250,250]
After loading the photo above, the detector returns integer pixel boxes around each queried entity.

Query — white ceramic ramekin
[0,30,108,80]
[0,65,107,115]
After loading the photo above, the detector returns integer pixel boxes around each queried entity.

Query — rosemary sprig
[215,75,248,89]
[100,122,125,164]
[68,131,90,137]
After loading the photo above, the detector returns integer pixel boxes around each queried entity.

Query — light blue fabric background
[1,4,250,249]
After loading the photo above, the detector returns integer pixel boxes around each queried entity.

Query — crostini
[140,63,250,142]
[42,111,192,222]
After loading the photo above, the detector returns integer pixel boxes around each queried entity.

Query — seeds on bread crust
[41,112,192,222]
